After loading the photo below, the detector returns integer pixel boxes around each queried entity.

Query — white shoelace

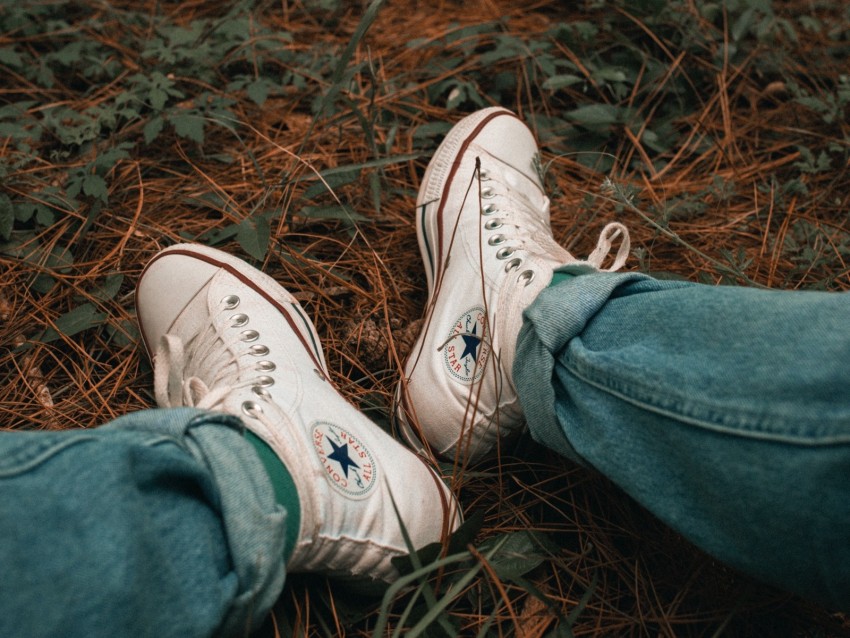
[153,321,300,465]
[498,187,631,276]
[154,329,261,414]
[583,221,631,271]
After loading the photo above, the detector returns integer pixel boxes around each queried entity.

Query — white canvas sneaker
[396,107,629,464]
[136,244,460,582]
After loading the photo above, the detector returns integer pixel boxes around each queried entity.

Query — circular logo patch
[311,421,377,499]
[443,306,491,384]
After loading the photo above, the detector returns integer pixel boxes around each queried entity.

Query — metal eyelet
[480,186,495,199]
[478,168,490,180]
[256,361,276,372]
[249,344,270,356]
[482,203,497,215]
[505,257,522,273]
[484,219,503,230]
[240,330,259,342]
[230,313,249,327]
[496,247,515,260]
[252,386,271,399]
[222,295,240,310]
[518,270,535,285]
[242,400,262,417]
[488,234,506,246]
[254,375,275,388]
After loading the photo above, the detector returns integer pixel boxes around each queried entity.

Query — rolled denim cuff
[105,407,287,636]
[514,267,650,463]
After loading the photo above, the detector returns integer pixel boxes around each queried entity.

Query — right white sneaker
[396,107,629,464]
[136,244,461,583]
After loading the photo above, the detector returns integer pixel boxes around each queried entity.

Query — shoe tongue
[469,122,542,187]
[471,142,545,206]
[168,273,224,343]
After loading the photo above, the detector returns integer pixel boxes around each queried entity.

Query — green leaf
[149,87,168,110]
[106,318,139,349]
[478,34,524,65]
[299,205,369,222]
[541,73,584,90]
[236,216,271,260]
[798,16,822,33]
[162,21,204,47]
[54,41,83,66]
[82,174,108,201]
[0,102,36,120]
[43,243,75,271]
[412,121,452,141]
[144,116,165,144]
[302,169,361,199]
[32,275,56,294]
[0,194,13,240]
[479,531,546,581]
[91,273,124,301]
[14,201,36,223]
[0,47,23,68]
[93,144,132,172]
[593,67,628,83]
[566,103,624,127]
[39,303,107,343]
[732,7,756,42]
[0,121,32,140]
[35,205,55,226]
[170,113,205,144]
[246,79,271,105]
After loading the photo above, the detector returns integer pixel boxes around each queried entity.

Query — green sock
[549,271,575,287]
[244,431,300,564]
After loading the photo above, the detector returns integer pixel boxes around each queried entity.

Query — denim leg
[514,267,850,609]
[0,407,287,638]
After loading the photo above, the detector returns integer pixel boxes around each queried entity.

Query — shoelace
[583,221,631,271]
[482,176,631,279]
[154,319,276,422]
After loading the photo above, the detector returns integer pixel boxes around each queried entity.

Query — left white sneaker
[137,243,461,582]
[396,107,630,464]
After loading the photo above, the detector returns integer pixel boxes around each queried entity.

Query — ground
[1,0,849,635]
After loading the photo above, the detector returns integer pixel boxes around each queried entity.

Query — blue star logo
[460,323,481,361]
[327,439,359,477]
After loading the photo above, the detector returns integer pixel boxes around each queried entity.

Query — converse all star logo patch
[443,306,491,383]
[311,421,376,499]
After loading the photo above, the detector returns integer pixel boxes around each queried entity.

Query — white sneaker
[136,244,461,582]
[396,107,629,464]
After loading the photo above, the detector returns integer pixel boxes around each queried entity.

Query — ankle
[244,431,300,564]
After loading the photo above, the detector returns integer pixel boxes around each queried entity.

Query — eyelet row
[479,199,536,286]
[222,294,279,420]
[501,254,535,285]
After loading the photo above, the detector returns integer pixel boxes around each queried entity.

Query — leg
[3,240,461,637]
[398,107,850,610]
[0,407,286,638]
[136,245,460,581]
[515,270,850,609]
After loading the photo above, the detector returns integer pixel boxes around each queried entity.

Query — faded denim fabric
[0,407,287,638]
[515,267,850,609]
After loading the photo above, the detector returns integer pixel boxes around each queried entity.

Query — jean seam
[563,355,850,446]
[0,436,99,476]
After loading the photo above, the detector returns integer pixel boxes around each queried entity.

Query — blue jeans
[4,273,849,636]
[0,407,288,638]
[515,267,850,610]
